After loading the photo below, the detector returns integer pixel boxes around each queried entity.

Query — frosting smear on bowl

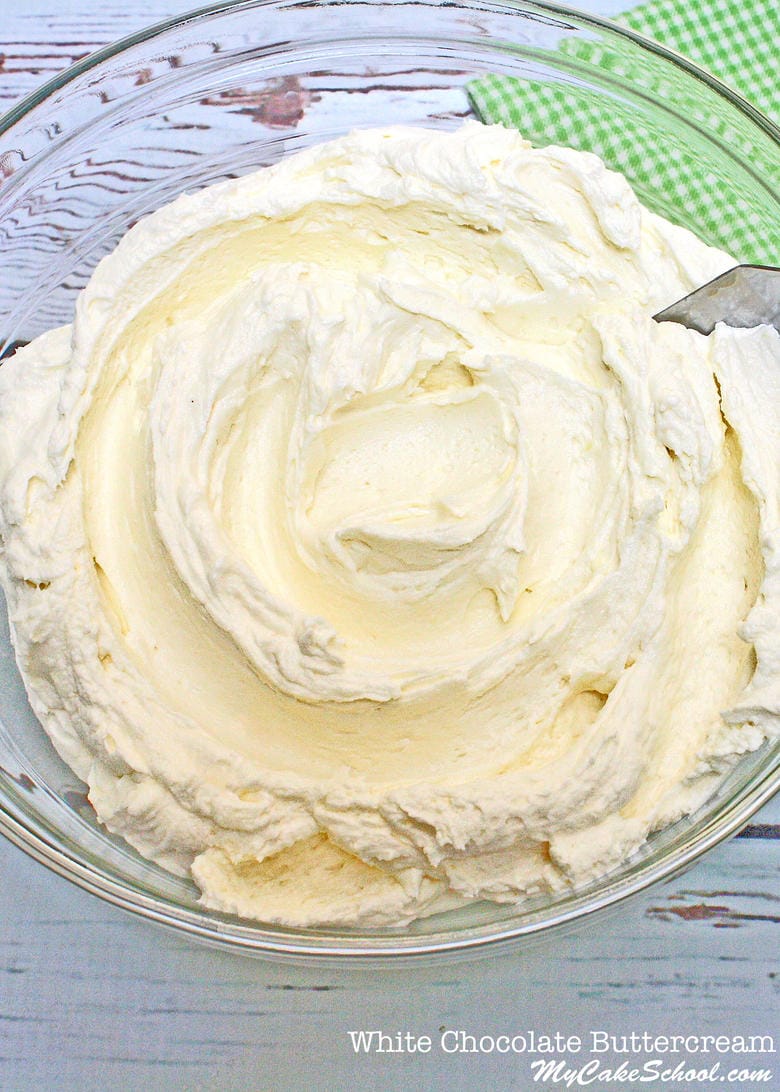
[0,124,777,926]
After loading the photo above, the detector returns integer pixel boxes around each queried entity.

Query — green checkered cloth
[467,0,779,263]
[623,0,778,115]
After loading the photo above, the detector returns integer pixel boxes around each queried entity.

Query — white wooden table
[0,4,778,1090]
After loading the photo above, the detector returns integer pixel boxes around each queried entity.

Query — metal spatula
[653,264,780,335]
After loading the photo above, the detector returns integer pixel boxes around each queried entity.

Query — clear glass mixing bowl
[0,0,777,959]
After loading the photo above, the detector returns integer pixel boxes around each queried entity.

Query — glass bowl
[0,0,777,960]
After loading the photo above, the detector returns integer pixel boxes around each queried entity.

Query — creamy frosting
[0,123,777,927]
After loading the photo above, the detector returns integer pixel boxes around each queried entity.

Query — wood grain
[1,809,777,1091]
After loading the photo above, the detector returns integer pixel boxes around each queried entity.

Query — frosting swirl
[1,124,777,926]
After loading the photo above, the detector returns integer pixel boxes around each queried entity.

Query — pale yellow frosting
[0,124,777,926]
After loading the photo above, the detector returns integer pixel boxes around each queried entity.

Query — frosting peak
[0,124,777,926]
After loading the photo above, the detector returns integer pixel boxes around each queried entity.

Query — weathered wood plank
[0,826,777,1091]
[0,2,186,102]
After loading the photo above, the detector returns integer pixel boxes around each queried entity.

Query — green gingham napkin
[622,0,778,115]
[467,0,779,263]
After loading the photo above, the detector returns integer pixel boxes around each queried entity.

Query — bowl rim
[1,0,778,145]
[1,744,778,959]
[0,0,777,959]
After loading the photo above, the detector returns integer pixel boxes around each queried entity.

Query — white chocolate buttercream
[0,124,777,926]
